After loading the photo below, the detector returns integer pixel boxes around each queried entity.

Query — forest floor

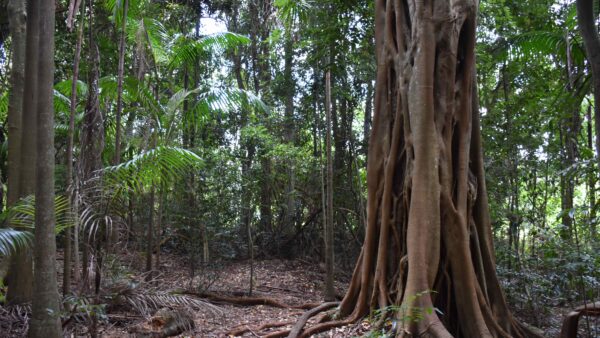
[0,250,582,337]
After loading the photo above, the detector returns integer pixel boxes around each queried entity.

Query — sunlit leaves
[103,146,203,191]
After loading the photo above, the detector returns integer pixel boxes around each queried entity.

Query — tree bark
[576,0,600,165]
[316,1,532,337]
[114,0,128,166]
[63,1,85,295]
[28,0,61,334]
[80,0,104,289]
[6,0,38,304]
[6,0,25,209]
[324,71,335,301]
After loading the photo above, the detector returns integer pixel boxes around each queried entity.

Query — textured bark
[308,1,533,337]
[28,0,62,335]
[324,71,335,301]
[64,2,85,295]
[114,0,128,166]
[6,0,25,208]
[6,0,38,305]
[80,0,104,289]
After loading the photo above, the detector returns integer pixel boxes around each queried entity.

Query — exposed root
[560,301,600,338]
[297,317,356,338]
[227,320,295,336]
[287,302,339,338]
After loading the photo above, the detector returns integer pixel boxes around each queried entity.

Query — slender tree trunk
[146,188,155,276]
[6,0,39,304]
[283,35,296,234]
[63,2,85,295]
[28,0,61,334]
[324,71,335,301]
[114,0,128,166]
[586,105,597,241]
[80,0,104,289]
[560,33,580,240]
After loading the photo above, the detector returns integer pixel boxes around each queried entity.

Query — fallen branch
[560,301,600,338]
[227,320,295,336]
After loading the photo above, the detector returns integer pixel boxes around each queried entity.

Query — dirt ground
[0,250,588,337]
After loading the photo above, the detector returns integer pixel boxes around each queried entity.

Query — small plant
[367,290,441,337]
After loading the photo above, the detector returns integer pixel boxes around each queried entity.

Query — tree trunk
[6,0,38,304]
[28,0,61,334]
[283,34,296,234]
[324,71,335,301]
[576,0,600,165]
[63,2,85,295]
[5,0,26,301]
[80,0,104,289]
[311,1,533,337]
[114,0,127,166]
[6,0,25,209]
[146,188,155,276]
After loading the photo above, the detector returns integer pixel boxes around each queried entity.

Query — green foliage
[104,146,203,190]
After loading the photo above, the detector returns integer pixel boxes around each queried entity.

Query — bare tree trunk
[5,0,26,299]
[324,71,335,301]
[28,0,61,334]
[63,1,85,295]
[146,188,155,276]
[6,0,25,209]
[114,0,127,166]
[303,2,537,337]
[6,0,39,304]
[80,0,104,290]
[283,35,296,234]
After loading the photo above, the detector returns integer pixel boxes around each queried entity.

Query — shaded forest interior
[0,0,599,337]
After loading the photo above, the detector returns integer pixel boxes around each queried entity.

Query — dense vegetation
[0,0,598,336]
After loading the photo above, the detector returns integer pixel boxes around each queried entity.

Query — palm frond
[195,87,268,116]
[0,229,33,256]
[6,195,76,234]
[122,291,221,317]
[508,31,585,65]
[54,79,88,99]
[168,32,250,69]
[103,146,203,191]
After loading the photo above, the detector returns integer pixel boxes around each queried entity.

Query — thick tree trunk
[6,0,38,304]
[28,0,61,335]
[305,1,533,337]
[5,0,26,300]
[6,0,25,209]
[576,0,600,165]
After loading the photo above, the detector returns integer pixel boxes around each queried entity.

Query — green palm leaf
[0,229,32,257]
[103,146,203,191]
[7,195,76,235]
[168,32,250,69]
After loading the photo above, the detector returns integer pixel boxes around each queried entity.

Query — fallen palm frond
[120,291,222,317]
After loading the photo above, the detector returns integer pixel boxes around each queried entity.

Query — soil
[0,250,590,337]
